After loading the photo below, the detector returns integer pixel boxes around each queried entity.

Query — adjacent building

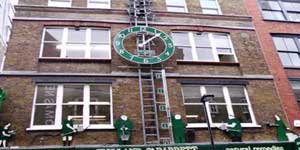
[245,0,300,129]
[0,0,297,149]
[0,0,17,71]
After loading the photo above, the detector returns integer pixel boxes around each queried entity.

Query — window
[272,35,300,67]
[182,85,257,128]
[41,27,111,59]
[87,0,110,8]
[30,84,113,130]
[260,0,300,22]
[172,32,237,62]
[48,0,72,7]
[166,0,188,13]
[290,81,300,107]
[200,0,222,15]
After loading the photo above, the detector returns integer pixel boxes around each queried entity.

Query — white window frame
[200,0,222,15]
[48,0,72,7]
[28,84,113,130]
[166,0,188,13]
[87,0,111,9]
[39,27,111,59]
[182,85,259,128]
[172,32,238,62]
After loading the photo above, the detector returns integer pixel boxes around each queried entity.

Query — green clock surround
[113,26,175,64]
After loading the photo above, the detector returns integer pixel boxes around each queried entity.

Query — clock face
[113,26,175,64]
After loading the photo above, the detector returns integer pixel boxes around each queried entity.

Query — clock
[113,26,175,64]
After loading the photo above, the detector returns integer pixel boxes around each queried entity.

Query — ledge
[263,19,300,24]
[38,58,111,63]
[176,60,240,66]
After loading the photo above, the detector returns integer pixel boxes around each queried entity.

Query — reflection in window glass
[200,0,221,15]
[273,36,300,67]
[166,0,187,12]
[290,81,300,107]
[31,84,113,129]
[182,85,255,126]
[41,28,111,59]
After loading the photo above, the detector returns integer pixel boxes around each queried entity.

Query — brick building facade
[0,0,295,149]
[244,0,300,129]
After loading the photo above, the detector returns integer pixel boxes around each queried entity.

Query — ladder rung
[143,92,153,94]
[144,98,154,101]
[144,112,155,115]
[146,134,157,137]
[156,101,166,104]
[160,137,171,140]
[145,119,156,121]
[144,105,154,107]
[145,126,156,129]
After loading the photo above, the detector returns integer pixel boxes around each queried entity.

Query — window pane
[176,46,193,60]
[262,11,285,20]
[273,37,287,51]
[182,86,201,103]
[227,86,247,103]
[44,29,62,42]
[68,29,86,42]
[90,105,110,124]
[185,105,206,123]
[42,43,61,57]
[232,105,252,123]
[63,85,84,103]
[217,48,232,54]
[205,86,225,103]
[88,0,110,8]
[218,54,235,62]
[36,85,57,104]
[91,29,109,43]
[260,0,281,10]
[289,53,300,66]
[90,85,110,103]
[167,6,186,12]
[283,2,300,12]
[284,38,298,52]
[196,48,214,61]
[213,34,230,49]
[66,44,86,58]
[90,44,110,58]
[287,12,300,22]
[209,105,228,123]
[172,33,190,46]
[279,52,293,66]
[48,0,71,7]
[62,105,83,125]
[200,0,218,9]
[34,105,56,125]
[290,81,300,105]
[202,9,219,14]
[166,0,186,6]
[194,33,210,47]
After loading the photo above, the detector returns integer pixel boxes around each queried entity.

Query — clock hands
[138,33,161,47]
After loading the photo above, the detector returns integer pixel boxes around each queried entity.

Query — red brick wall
[244,0,300,129]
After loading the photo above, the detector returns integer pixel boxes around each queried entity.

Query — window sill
[38,58,111,63]
[263,19,300,23]
[176,60,240,66]
[284,66,300,69]
[186,123,261,129]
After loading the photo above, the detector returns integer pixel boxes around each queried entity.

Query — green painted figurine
[61,118,77,146]
[225,116,242,142]
[171,114,185,143]
[274,115,289,141]
[114,115,133,145]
